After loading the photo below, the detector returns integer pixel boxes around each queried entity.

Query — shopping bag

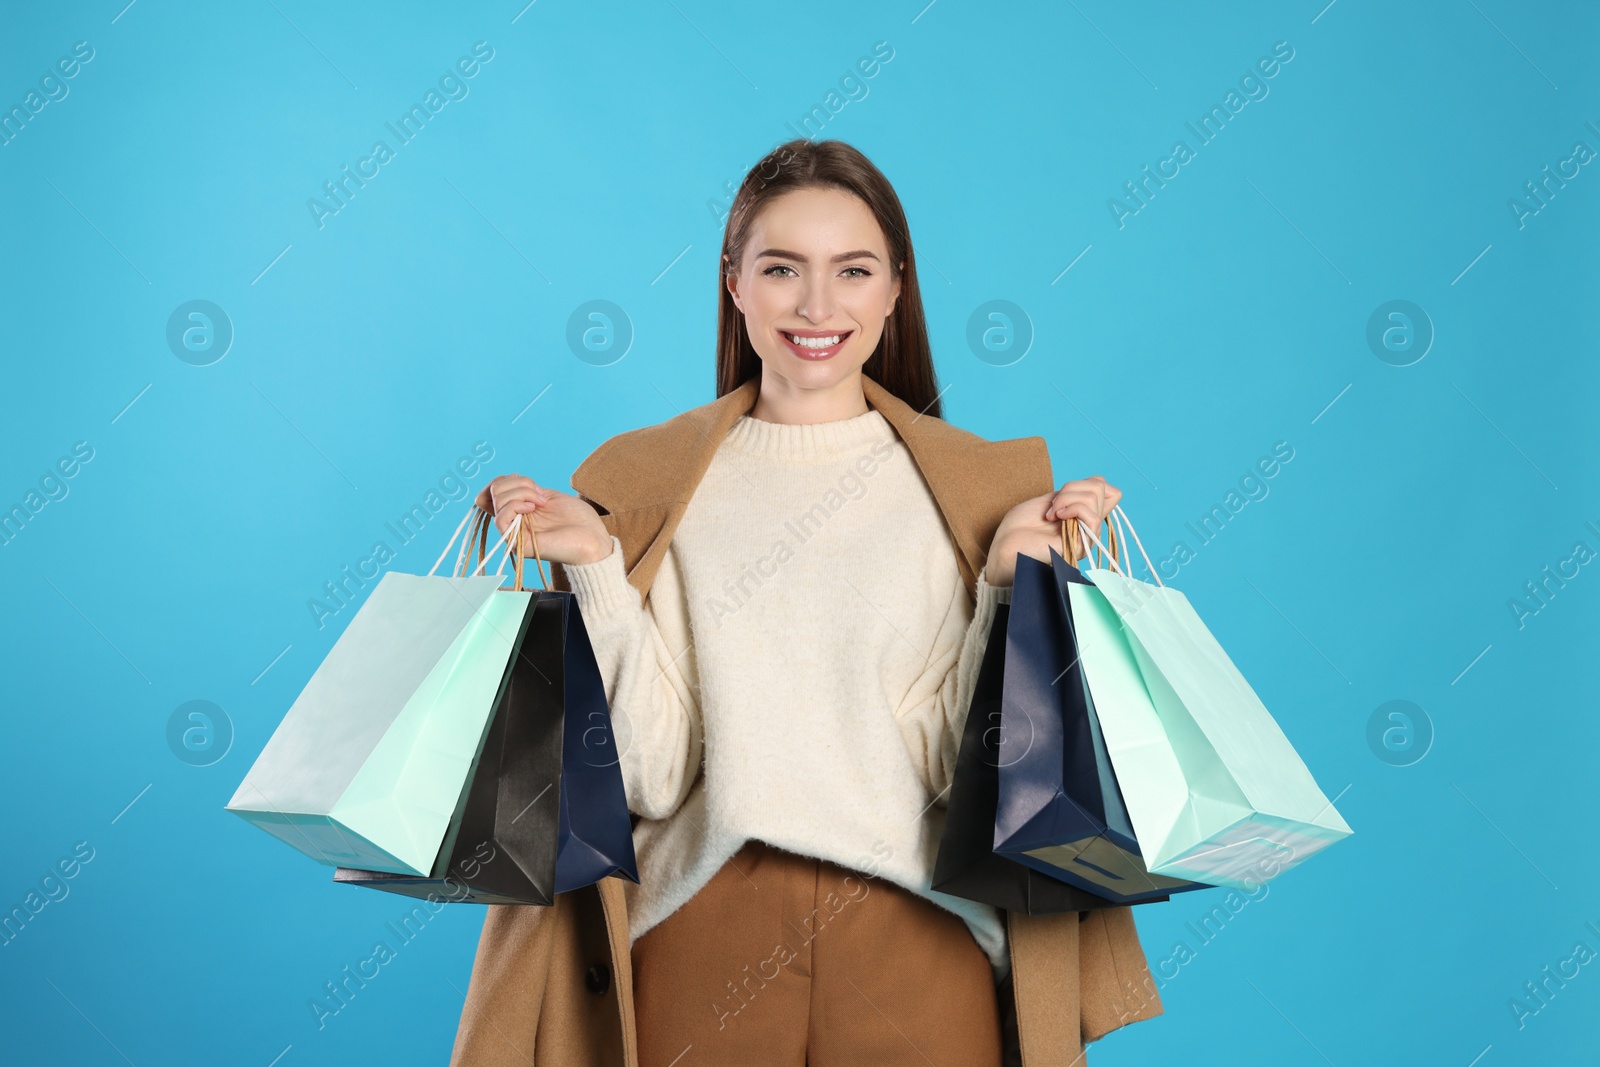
[334,513,638,903]
[226,509,534,876]
[933,596,1168,913]
[991,523,1208,904]
[1071,508,1353,890]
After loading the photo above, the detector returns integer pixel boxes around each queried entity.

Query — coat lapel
[568,371,1057,600]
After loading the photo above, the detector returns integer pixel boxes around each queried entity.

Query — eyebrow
[754,248,881,264]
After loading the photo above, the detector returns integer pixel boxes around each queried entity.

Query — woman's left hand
[983,475,1123,587]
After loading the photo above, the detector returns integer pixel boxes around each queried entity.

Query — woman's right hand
[473,474,613,567]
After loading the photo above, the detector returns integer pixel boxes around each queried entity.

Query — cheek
[740,282,782,328]
[847,279,896,322]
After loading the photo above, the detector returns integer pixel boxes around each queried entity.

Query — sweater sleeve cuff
[558,535,638,620]
[966,572,1010,661]
[976,571,1012,608]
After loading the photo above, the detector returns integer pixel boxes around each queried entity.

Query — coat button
[585,963,611,995]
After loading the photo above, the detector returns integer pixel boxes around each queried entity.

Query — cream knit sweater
[560,407,1015,980]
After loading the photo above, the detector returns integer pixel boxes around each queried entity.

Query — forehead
[745,186,887,255]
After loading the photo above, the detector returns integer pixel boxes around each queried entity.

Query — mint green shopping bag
[1068,509,1352,890]
[227,509,535,876]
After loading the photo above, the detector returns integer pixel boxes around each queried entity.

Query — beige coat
[450,372,1163,1065]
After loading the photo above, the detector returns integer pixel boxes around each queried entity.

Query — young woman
[454,140,1160,1066]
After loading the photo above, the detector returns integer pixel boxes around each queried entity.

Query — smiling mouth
[780,330,852,360]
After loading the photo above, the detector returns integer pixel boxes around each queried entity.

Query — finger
[492,488,542,515]
[485,475,513,515]
[1054,499,1104,528]
[480,474,528,510]
[491,493,542,533]
[488,473,537,503]
[1045,487,1096,521]
[490,479,544,513]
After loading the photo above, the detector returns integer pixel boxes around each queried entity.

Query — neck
[748,368,870,425]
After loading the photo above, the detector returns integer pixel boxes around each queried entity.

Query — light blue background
[2,1,1596,1064]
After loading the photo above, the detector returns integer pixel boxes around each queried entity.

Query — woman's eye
[762,265,796,278]
[842,266,871,278]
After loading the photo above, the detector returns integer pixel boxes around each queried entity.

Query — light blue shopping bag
[227,509,535,876]
[1069,508,1352,890]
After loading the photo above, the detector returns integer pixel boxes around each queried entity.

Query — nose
[796,272,838,325]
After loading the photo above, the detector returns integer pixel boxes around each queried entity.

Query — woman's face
[725,185,902,394]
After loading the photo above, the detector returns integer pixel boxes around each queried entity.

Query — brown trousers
[631,838,1003,1067]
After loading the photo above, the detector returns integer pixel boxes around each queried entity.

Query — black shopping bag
[335,582,639,906]
[933,599,1163,913]
[992,547,1209,904]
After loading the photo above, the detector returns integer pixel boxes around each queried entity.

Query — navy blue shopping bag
[335,590,639,904]
[934,599,1159,913]
[993,548,1208,904]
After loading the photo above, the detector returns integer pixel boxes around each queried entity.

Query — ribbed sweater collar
[723,408,895,460]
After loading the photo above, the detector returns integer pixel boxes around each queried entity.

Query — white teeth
[787,333,843,349]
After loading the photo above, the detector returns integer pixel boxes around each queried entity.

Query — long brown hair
[715,139,942,419]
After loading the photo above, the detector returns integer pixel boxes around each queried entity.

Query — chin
[761,350,869,388]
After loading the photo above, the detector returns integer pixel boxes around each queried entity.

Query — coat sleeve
[892,570,1011,804]
[450,883,633,1067]
[1080,905,1166,1042]
[560,533,703,820]
[1005,905,1164,1065]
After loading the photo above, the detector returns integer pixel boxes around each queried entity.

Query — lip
[778,328,853,361]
